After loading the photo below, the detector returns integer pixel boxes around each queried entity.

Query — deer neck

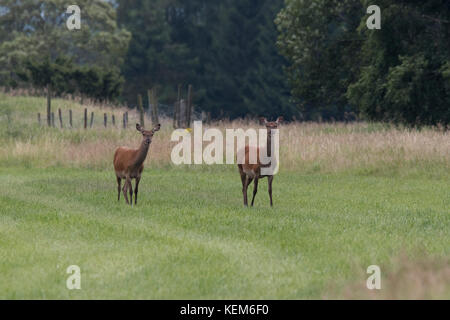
[133,140,150,168]
[266,131,272,158]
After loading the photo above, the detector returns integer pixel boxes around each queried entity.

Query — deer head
[136,123,161,146]
[259,116,283,136]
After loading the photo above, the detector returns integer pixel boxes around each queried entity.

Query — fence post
[179,99,186,128]
[154,90,160,125]
[138,94,145,127]
[174,84,181,129]
[51,112,55,128]
[47,85,51,127]
[90,112,94,128]
[58,108,63,128]
[148,89,153,124]
[149,88,159,126]
[84,108,87,129]
[125,112,128,127]
[186,84,193,128]
[123,113,126,129]
[112,114,116,127]
[37,113,41,126]
[69,110,73,128]
[104,113,107,128]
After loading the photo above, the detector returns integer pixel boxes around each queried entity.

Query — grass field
[0,92,449,299]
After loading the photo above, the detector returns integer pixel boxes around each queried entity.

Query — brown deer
[237,116,283,207]
[114,123,161,205]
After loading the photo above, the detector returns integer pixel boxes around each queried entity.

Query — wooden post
[207,112,211,125]
[47,85,51,127]
[153,90,159,125]
[104,113,107,128]
[179,99,186,128]
[69,110,73,128]
[178,84,182,128]
[148,88,159,126]
[125,112,128,127]
[138,94,145,127]
[84,108,87,129]
[174,84,181,129]
[112,115,116,127]
[51,112,55,128]
[37,113,41,126]
[186,84,193,128]
[58,108,63,128]
[148,89,154,124]
[154,100,159,125]
[90,112,94,128]
[123,113,126,129]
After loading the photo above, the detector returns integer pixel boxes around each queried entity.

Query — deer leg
[116,176,121,201]
[122,177,130,205]
[128,179,133,206]
[268,175,274,207]
[242,175,248,207]
[243,176,253,207]
[239,165,246,187]
[251,177,259,207]
[134,177,141,205]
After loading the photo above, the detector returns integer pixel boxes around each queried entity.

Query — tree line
[0,0,448,126]
[277,0,449,126]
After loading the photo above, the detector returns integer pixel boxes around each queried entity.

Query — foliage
[0,0,130,101]
[16,56,123,101]
[276,0,363,120]
[347,0,450,126]
[117,0,295,119]
[277,0,450,126]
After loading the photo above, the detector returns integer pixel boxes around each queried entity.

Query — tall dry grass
[0,94,449,176]
[326,254,450,299]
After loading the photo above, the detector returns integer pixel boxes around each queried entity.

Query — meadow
[0,92,449,299]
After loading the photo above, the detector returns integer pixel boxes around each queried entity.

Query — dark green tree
[277,0,450,126]
[347,0,450,126]
[199,0,294,119]
[0,0,131,122]
[117,0,294,119]
[117,0,195,105]
[276,0,363,120]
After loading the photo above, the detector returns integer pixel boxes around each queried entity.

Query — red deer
[237,116,283,207]
[114,123,161,205]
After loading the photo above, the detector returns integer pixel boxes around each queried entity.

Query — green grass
[1,166,449,299]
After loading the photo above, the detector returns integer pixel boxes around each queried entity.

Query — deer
[113,123,161,205]
[237,116,283,207]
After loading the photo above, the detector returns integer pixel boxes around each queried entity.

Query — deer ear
[152,124,161,133]
[259,117,267,125]
[276,116,284,124]
[136,123,142,132]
